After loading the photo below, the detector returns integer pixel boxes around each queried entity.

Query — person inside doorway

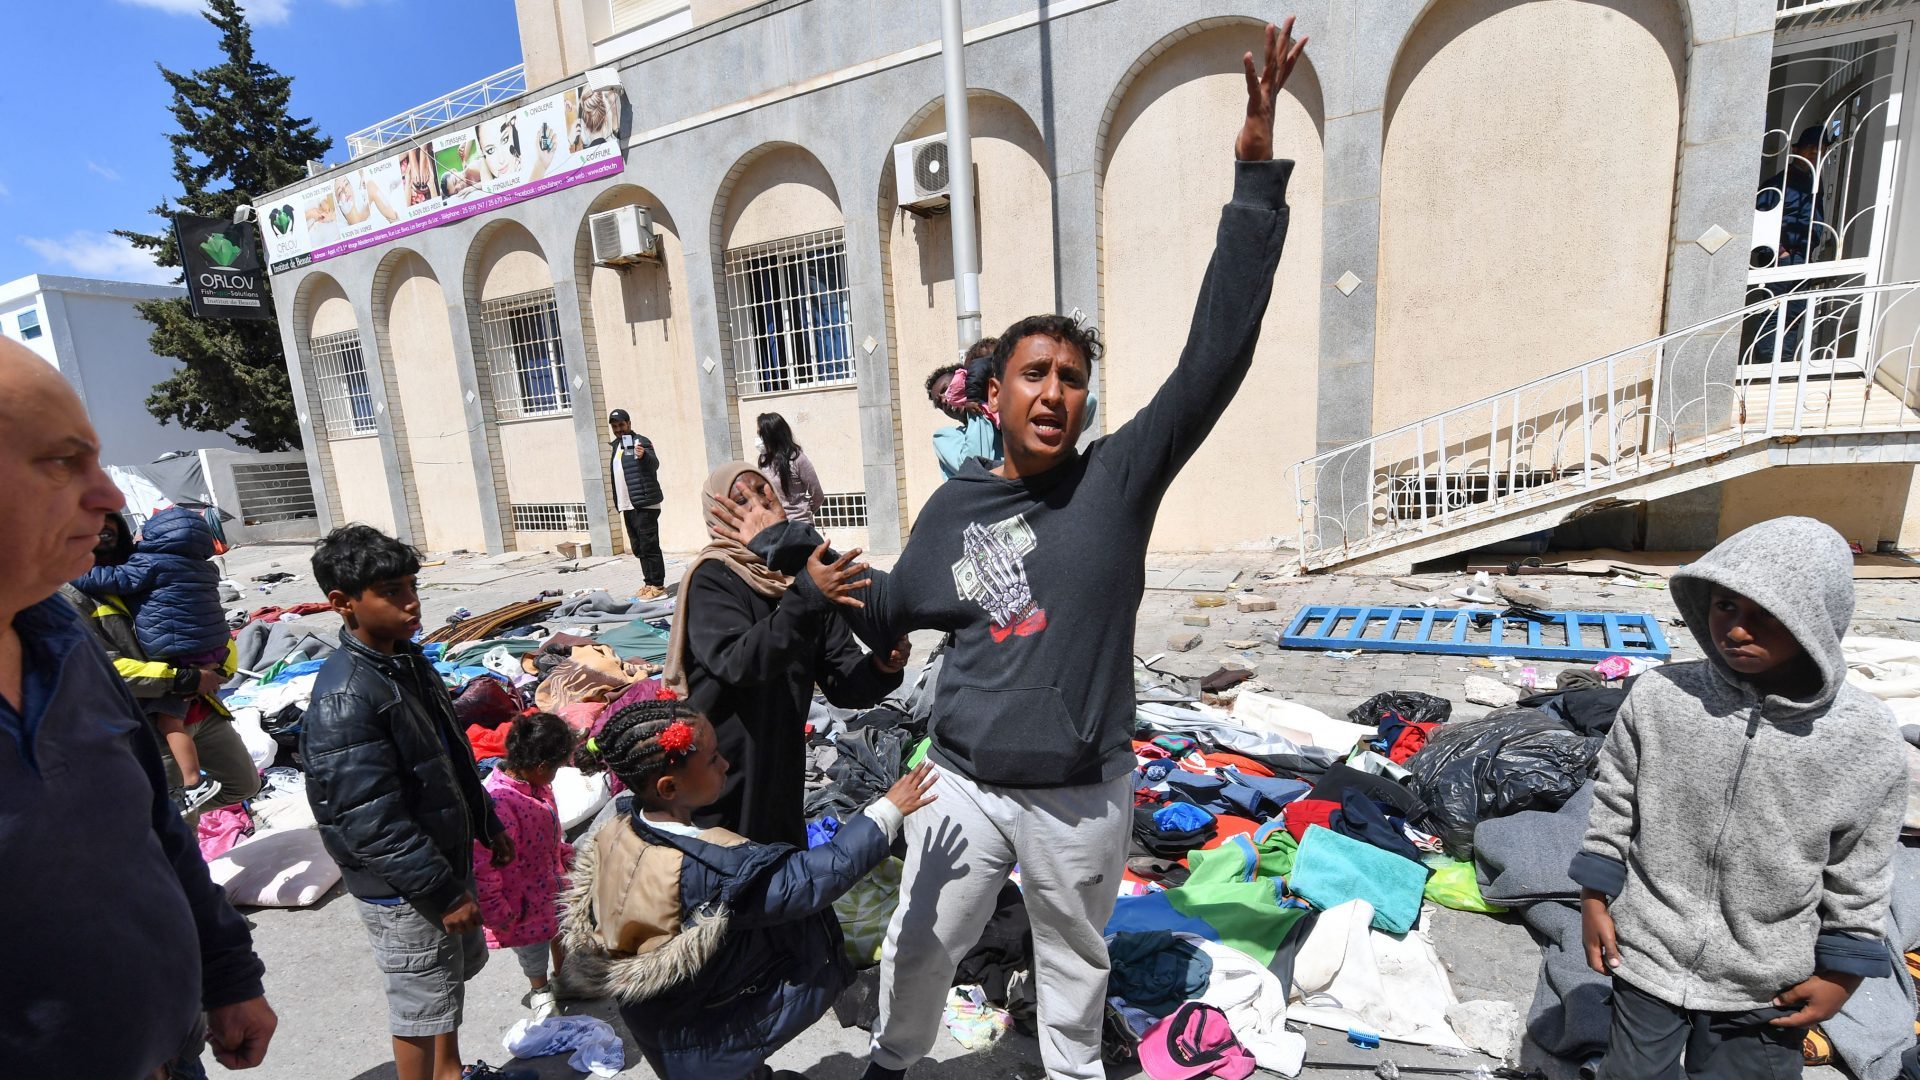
[1753,123,1833,363]
[607,409,666,601]
[711,20,1307,1078]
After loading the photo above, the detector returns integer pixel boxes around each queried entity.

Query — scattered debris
[1464,675,1521,708]
[1452,571,1499,605]
[1193,595,1229,608]
[1389,577,1429,592]
[1444,1000,1521,1061]
[1495,582,1551,608]
[1167,632,1203,653]
[1181,614,1212,627]
[1199,668,1255,693]
[1223,638,1263,650]
[1235,596,1277,613]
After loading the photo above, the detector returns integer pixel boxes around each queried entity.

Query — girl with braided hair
[560,699,936,1080]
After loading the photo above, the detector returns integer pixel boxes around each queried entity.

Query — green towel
[1289,824,1428,934]
[593,620,671,664]
[1164,831,1309,967]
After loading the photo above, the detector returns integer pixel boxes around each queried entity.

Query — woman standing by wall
[756,413,825,525]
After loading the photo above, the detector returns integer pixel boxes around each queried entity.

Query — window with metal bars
[511,502,590,532]
[310,330,377,438]
[479,289,571,419]
[232,461,319,524]
[816,492,868,529]
[723,228,854,396]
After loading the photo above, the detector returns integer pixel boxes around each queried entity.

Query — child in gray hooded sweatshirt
[1572,515,1905,1078]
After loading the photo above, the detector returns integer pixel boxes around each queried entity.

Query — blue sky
[0,0,522,286]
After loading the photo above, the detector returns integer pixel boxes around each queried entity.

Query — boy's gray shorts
[355,899,488,1037]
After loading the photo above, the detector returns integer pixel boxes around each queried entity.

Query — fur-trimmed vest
[560,803,890,1080]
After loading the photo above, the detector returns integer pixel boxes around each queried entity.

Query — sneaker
[461,1062,537,1080]
[181,776,223,816]
[527,985,557,1021]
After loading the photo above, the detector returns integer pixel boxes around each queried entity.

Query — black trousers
[622,507,665,586]
[1600,977,1803,1080]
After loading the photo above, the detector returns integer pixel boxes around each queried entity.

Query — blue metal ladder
[1277,604,1671,662]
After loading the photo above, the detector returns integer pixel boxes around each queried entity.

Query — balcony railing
[344,65,528,160]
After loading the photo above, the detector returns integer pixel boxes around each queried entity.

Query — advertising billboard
[260,84,626,274]
[173,214,272,319]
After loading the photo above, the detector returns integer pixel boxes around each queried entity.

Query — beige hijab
[662,462,792,694]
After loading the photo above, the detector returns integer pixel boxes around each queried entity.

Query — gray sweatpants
[869,769,1132,1080]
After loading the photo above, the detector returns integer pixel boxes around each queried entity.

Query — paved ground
[199,540,1920,1079]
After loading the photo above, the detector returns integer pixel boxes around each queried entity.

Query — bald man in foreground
[0,338,277,1078]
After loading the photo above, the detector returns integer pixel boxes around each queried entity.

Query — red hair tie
[658,719,696,760]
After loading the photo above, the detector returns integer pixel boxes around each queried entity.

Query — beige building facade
[263,0,1920,565]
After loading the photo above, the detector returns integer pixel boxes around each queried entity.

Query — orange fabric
[1204,750,1276,778]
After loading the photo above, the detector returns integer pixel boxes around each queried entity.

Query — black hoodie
[775,161,1292,788]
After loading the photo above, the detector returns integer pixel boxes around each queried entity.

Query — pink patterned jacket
[473,769,574,949]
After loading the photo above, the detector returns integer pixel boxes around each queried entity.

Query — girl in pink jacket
[473,711,576,1020]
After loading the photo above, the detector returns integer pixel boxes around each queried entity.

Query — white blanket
[1287,899,1468,1049]
[1233,693,1376,757]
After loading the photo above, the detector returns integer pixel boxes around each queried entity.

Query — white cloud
[18,232,176,286]
[116,0,293,24]
[86,161,122,183]
[0,181,10,200]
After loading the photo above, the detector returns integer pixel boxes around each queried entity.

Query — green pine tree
[118,0,330,452]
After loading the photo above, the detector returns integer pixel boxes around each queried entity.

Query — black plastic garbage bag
[1404,706,1604,860]
[1348,691,1452,728]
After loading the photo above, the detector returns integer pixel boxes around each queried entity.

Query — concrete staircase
[1289,282,1920,574]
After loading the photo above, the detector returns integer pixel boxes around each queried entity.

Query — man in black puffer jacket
[608,408,667,598]
[301,524,514,1080]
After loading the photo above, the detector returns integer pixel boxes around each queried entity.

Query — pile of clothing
[205,587,679,910]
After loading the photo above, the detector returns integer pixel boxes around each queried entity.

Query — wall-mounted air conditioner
[589,204,659,266]
[893,132,952,213]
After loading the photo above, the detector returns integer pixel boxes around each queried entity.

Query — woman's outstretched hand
[1236,17,1308,162]
[707,487,785,548]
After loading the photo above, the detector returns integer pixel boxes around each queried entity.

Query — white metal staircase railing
[1289,280,1920,571]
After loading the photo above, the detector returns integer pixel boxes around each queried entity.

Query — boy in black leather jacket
[302,525,520,1080]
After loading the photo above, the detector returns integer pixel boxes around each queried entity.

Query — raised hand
[1236,17,1308,162]
[706,487,785,548]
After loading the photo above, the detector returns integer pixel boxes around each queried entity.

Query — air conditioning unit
[589,204,659,266]
[893,132,952,213]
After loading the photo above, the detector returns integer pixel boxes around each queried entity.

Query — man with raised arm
[715,21,1307,1079]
